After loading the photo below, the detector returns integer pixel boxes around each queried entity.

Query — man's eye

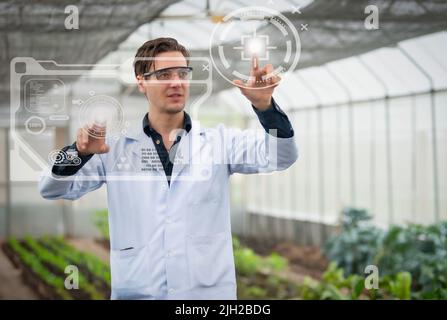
[158,72,170,79]
[178,71,188,79]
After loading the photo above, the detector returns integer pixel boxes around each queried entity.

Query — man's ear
[136,74,145,93]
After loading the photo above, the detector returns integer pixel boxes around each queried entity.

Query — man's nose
[168,74,182,87]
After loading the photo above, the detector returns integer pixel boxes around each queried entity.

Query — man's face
[137,51,190,114]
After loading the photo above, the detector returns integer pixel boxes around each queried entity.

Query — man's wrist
[75,142,93,157]
[251,97,273,111]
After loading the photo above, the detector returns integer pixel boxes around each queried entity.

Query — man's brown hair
[134,37,190,77]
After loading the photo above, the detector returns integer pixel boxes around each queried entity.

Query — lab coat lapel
[170,120,205,184]
[124,127,164,173]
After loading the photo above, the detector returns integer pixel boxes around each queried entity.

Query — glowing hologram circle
[210,6,301,90]
[78,95,124,139]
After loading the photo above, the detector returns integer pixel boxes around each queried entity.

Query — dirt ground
[0,237,327,299]
[67,238,110,264]
[239,237,329,280]
[71,238,330,281]
[0,242,38,299]
[0,238,110,299]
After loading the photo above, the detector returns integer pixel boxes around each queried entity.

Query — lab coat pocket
[187,231,235,288]
[110,244,151,291]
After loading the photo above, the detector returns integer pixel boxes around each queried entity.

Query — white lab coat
[39,121,298,299]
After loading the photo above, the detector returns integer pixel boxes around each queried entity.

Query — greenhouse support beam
[296,72,326,243]
[398,45,440,222]
[357,56,394,226]
[324,65,356,209]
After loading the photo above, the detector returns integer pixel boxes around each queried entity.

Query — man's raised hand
[76,122,110,156]
[232,55,281,111]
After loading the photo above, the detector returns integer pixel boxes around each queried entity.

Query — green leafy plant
[6,236,111,299]
[232,236,298,299]
[234,246,263,276]
[22,236,104,299]
[381,272,412,300]
[323,208,447,299]
[376,223,447,299]
[7,237,72,300]
[298,262,412,300]
[264,252,288,272]
[323,208,384,275]
[39,236,111,286]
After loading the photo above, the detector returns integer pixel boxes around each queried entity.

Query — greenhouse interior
[0,0,446,302]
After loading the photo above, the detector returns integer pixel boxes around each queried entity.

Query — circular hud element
[48,150,66,164]
[25,116,46,135]
[72,157,81,165]
[78,95,124,138]
[210,6,301,89]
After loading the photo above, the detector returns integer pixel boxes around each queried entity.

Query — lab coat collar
[124,112,197,142]
[142,111,192,138]
[123,118,206,178]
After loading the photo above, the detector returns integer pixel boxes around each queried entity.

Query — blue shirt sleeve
[51,142,94,176]
[252,97,294,138]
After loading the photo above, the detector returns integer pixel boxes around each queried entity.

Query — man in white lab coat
[39,37,298,299]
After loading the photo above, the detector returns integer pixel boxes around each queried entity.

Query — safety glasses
[143,66,193,81]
